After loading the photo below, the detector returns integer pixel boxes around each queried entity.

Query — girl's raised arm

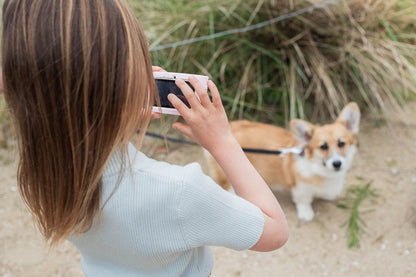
[168,78,289,251]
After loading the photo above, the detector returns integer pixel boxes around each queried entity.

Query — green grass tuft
[336,180,379,249]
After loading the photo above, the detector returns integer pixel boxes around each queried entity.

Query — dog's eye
[320,143,328,151]
[338,140,345,148]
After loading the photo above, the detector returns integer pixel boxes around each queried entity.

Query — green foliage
[337,181,379,249]
[130,0,416,125]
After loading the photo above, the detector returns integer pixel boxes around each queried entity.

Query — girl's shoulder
[104,143,206,185]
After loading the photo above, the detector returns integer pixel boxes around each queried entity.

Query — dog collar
[277,146,305,157]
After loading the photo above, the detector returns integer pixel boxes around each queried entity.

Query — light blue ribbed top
[69,143,264,277]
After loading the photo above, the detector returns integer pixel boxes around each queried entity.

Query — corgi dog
[206,102,360,221]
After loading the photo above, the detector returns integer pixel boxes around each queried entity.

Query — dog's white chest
[314,175,346,200]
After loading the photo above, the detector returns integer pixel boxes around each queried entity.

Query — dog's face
[290,102,360,174]
[307,122,357,173]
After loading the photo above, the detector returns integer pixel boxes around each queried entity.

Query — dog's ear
[290,119,315,145]
[336,102,360,135]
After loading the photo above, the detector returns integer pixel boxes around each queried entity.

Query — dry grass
[131,0,416,125]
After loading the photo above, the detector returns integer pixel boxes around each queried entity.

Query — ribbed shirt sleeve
[177,163,265,251]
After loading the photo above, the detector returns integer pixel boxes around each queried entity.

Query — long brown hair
[2,0,155,244]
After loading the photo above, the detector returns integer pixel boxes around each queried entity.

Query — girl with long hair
[2,0,288,276]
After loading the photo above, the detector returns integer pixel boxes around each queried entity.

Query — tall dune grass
[130,0,416,124]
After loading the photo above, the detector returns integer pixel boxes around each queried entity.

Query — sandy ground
[1,103,416,277]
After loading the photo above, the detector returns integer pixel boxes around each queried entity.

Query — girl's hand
[150,112,161,120]
[152,66,165,72]
[168,78,234,154]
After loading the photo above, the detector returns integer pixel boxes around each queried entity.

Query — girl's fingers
[152,66,166,72]
[150,112,161,120]
[208,80,222,107]
[168,93,189,116]
[188,76,211,106]
[175,79,200,108]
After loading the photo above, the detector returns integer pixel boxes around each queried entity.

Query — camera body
[153,71,209,115]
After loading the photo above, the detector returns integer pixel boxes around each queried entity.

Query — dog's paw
[296,204,315,221]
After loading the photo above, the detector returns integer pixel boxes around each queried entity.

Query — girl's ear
[336,102,361,135]
[290,119,315,145]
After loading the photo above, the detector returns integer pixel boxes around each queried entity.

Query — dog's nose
[333,161,342,169]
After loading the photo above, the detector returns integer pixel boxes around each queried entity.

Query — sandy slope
[1,103,416,276]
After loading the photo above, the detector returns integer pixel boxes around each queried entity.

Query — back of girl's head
[2,0,155,244]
